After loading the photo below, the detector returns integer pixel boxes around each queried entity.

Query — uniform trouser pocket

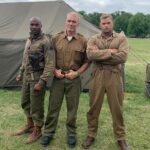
[21,75,45,127]
[65,77,81,135]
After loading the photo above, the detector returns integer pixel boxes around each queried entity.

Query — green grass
[126,38,150,93]
[0,91,150,150]
[0,38,150,150]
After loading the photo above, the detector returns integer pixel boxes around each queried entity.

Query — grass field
[0,38,150,150]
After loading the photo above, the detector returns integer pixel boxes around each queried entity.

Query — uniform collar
[98,31,117,39]
[62,31,78,40]
[29,31,44,40]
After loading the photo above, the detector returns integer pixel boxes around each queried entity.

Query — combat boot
[82,136,95,149]
[13,117,34,136]
[25,126,42,144]
[117,140,130,150]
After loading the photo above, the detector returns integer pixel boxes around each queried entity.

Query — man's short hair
[100,14,113,21]
[67,11,80,21]
[30,17,42,25]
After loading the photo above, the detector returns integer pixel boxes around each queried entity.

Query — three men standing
[14,17,54,144]
[82,14,129,150]
[14,13,129,150]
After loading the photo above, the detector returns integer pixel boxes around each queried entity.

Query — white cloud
[136,1,150,6]
[64,0,150,14]
[0,0,149,14]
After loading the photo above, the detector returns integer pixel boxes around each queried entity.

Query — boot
[82,136,95,149]
[117,140,130,150]
[25,126,42,144]
[13,117,34,136]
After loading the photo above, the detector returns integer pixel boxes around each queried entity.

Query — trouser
[87,69,125,140]
[21,72,45,127]
[43,77,81,136]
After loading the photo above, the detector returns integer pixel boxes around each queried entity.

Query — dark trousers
[43,77,81,136]
[21,72,45,127]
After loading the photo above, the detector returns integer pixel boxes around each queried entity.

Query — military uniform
[19,33,54,127]
[43,31,88,137]
[86,31,128,140]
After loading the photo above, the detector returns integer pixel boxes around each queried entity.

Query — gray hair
[67,11,80,21]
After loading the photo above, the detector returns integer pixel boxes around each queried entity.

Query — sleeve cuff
[77,71,81,76]
[38,79,46,87]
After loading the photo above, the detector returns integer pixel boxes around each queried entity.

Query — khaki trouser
[87,68,125,140]
[43,77,81,136]
[21,72,45,127]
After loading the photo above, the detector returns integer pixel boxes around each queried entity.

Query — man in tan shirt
[41,12,90,148]
[13,17,54,144]
[82,14,129,150]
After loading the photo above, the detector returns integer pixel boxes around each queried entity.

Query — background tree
[112,11,122,20]
[146,14,150,37]
[79,11,100,28]
[114,12,132,35]
[127,13,149,37]
[79,11,150,38]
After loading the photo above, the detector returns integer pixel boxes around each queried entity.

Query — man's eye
[31,24,39,26]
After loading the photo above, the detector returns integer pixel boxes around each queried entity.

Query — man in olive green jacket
[41,12,90,148]
[13,17,54,144]
[82,14,129,150]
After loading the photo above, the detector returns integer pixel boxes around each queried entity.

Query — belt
[61,70,70,75]
[60,68,76,75]
[95,64,121,73]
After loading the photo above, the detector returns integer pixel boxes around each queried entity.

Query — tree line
[79,11,150,38]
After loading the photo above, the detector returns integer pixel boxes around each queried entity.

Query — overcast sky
[64,0,150,14]
[0,0,150,14]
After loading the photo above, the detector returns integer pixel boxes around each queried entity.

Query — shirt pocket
[55,45,64,67]
[55,45,63,58]
[73,48,85,64]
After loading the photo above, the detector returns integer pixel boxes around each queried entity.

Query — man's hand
[54,69,65,79]
[34,83,43,92]
[16,74,22,81]
[109,49,118,54]
[89,45,99,51]
[65,70,79,80]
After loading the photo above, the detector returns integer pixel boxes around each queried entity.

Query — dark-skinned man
[82,14,130,150]
[41,12,90,148]
[13,17,54,144]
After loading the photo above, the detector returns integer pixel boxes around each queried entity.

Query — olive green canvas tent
[0,0,99,89]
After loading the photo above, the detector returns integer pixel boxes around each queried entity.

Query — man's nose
[32,25,37,28]
[69,21,73,25]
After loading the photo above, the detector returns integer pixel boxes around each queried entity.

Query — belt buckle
[61,70,66,75]
[61,70,70,75]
